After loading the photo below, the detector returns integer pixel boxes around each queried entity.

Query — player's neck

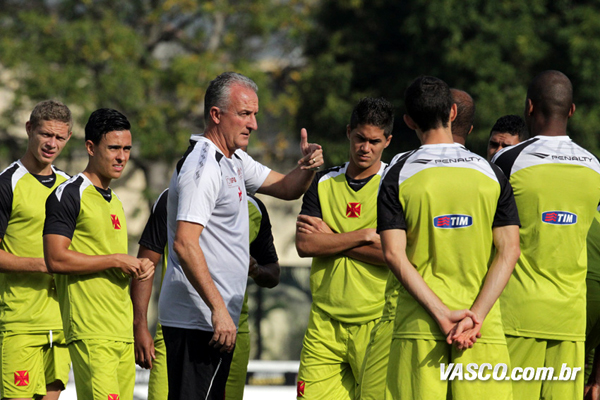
[419,127,454,145]
[82,168,111,190]
[530,116,569,137]
[19,152,53,175]
[452,135,466,146]
[204,128,235,158]
[347,160,381,180]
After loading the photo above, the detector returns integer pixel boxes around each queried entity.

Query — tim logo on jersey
[542,211,577,225]
[434,214,473,228]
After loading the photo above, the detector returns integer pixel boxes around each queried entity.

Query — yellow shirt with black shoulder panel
[0,161,69,332]
[378,144,520,344]
[241,195,263,334]
[493,135,600,341]
[44,173,131,343]
[299,162,388,324]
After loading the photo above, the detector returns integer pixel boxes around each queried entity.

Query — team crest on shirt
[110,214,121,230]
[433,214,473,228]
[542,211,577,225]
[346,202,361,218]
[297,381,305,397]
[14,370,29,386]
[108,394,120,400]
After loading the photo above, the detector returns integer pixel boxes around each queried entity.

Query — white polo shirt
[158,135,270,331]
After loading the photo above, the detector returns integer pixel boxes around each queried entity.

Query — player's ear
[403,114,418,131]
[384,134,392,148]
[346,125,351,140]
[568,103,576,118]
[85,140,95,157]
[449,103,458,122]
[210,106,222,125]
[525,98,534,116]
[25,121,32,137]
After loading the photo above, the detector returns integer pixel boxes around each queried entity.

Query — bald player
[450,88,475,146]
[487,115,528,160]
[492,70,600,400]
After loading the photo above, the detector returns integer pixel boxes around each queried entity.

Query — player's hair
[84,108,131,145]
[405,76,452,132]
[527,70,573,119]
[450,89,475,139]
[490,115,528,141]
[349,97,395,137]
[204,72,259,124]
[29,100,72,132]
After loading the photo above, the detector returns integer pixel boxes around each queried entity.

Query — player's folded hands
[296,215,333,234]
[447,315,482,351]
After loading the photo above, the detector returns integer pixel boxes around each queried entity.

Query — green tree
[297,0,600,163]
[0,0,313,196]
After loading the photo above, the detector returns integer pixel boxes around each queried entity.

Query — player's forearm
[131,278,153,327]
[296,230,373,257]
[386,251,449,326]
[470,225,520,321]
[131,246,162,326]
[173,238,228,314]
[381,230,451,329]
[250,262,280,288]
[343,243,386,266]
[0,250,48,273]
[45,250,125,274]
[259,168,315,200]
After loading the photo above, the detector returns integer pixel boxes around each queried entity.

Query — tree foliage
[0,0,313,193]
[297,0,600,164]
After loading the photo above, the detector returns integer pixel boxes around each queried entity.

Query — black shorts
[162,326,234,400]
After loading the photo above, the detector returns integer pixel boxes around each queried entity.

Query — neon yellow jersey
[380,272,400,322]
[44,173,131,343]
[587,211,600,283]
[379,144,520,343]
[494,136,600,341]
[0,161,69,332]
[300,162,388,324]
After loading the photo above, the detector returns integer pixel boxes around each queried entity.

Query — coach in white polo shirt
[158,72,323,400]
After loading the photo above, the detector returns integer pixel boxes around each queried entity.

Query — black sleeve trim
[492,138,538,178]
[138,189,169,254]
[249,195,278,265]
[176,141,198,174]
[0,164,18,239]
[377,160,407,232]
[299,169,331,219]
[43,177,83,239]
[489,162,521,227]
